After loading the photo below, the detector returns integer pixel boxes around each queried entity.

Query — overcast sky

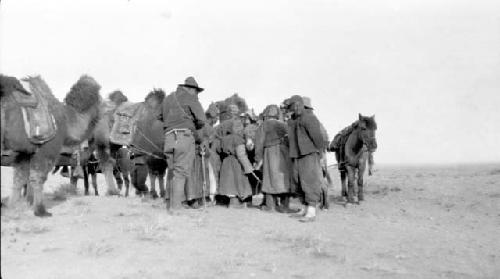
[1,0,499,164]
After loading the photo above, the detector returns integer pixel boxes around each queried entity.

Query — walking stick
[200,145,207,209]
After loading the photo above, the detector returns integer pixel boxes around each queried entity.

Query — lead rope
[134,126,164,154]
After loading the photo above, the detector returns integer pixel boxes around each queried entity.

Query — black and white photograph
[1,0,499,278]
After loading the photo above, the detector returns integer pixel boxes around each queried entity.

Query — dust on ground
[1,164,500,279]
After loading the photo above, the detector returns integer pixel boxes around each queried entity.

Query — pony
[1,75,102,216]
[332,114,377,204]
[129,88,167,197]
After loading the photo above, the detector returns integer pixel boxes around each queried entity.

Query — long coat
[185,124,215,200]
[217,133,253,199]
[255,119,292,194]
[288,109,325,158]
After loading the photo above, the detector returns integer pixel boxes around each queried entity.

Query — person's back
[162,86,205,133]
[162,77,206,212]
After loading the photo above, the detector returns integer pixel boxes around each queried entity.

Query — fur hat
[108,90,128,105]
[205,102,219,119]
[286,95,303,107]
[224,93,248,115]
[263,105,280,119]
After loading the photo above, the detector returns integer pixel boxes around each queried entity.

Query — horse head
[357,113,377,152]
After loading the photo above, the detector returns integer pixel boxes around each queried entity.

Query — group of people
[161,76,330,222]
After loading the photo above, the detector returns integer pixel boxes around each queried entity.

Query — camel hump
[4,78,39,107]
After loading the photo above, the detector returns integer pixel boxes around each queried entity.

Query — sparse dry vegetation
[1,164,499,278]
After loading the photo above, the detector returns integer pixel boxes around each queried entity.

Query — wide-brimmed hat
[179,76,204,93]
[302,96,313,109]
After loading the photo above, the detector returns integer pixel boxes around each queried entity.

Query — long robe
[218,134,253,199]
[185,125,215,200]
[254,119,291,194]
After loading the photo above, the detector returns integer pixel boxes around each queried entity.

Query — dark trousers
[164,130,195,209]
[292,152,322,206]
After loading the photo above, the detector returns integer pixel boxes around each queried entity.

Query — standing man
[161,77,206,212]
[286,95,326,222]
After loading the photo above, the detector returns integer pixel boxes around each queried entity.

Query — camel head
[63,75,103,145]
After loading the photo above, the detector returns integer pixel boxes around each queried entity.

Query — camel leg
[11,161,29,205]
[159,174,165,198]
[149,173,158,198]
[346,166,356,204]
[102,162,120,195]
[30,160,52,217]
[340,170,347,198]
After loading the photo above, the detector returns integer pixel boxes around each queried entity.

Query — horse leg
[113,167,123,191]
[123,171,130,198]
[91,173,98,196]
[83,166,90,195]
[340,170,347,198]
[358,164,366,202]
[11,161,29,205]
[346,166,356,204]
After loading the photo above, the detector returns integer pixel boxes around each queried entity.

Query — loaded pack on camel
[93,88,166,197]
[329,114,377,204]
[0,74,103,216]
[1,76,57,165]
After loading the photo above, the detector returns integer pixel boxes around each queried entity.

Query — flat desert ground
[1,164,499,279]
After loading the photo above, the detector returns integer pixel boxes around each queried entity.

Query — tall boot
[229,197,244,209]
[277,194,299,213]
[260,194,275,212]
[259,193,267,208]
[168,176,185,211]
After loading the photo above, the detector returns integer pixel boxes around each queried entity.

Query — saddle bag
[110,102,144,146]
[14,80,57,145]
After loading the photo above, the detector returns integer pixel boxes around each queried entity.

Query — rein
[134,126,164,154]
[128,126,166,161]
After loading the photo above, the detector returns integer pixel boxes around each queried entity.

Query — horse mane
[363,116,377,130]
[145,88,165,103]
[64,75,102,113]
